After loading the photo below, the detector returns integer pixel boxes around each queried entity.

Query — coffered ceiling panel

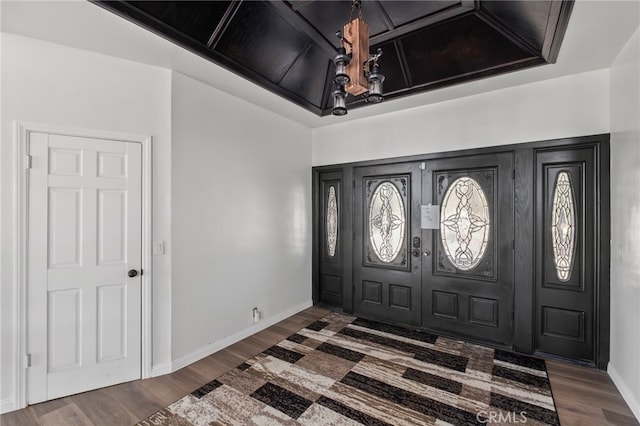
[95,0,574,117]
[216,1,311,84]
[480,1,553,52]
[401,14,535,85]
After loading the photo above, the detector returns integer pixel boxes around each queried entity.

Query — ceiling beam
[394,39,413,88]
[541,0,575,63]
[276,43,312,84]
[290,1,316,12]
[370,1,395,31]
[269,1,337,57]
[207,0,243,49]
[370,1,474,45]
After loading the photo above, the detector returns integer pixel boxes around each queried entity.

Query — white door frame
[13,121,153,410]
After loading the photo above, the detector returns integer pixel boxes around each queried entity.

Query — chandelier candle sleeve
[333,47,351,86]
[332,86,348,116]
[366,62,385,103]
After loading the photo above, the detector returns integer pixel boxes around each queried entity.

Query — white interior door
[27,132,142,403]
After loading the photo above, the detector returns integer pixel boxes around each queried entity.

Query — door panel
[422,153,514,345]
[354,164,422,326]
[48,289,82,371]
[28,133,142,403]
[535,147,596,362]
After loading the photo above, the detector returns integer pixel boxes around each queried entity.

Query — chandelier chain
[349,0,363,22]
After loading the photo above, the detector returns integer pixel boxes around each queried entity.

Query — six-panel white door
[27,132,142,403]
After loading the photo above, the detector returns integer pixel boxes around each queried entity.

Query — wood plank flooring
[2,307,637,426]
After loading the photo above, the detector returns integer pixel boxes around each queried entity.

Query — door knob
[412,248,421,257]
[128,269,138,278]
[423,250,431,257]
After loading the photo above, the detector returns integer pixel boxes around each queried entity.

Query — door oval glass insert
[369,181,406,263]
[440,177,490,271]
[551,172,576,281]
[326,186,338,257]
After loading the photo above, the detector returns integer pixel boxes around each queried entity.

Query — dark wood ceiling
[94,1,574,117]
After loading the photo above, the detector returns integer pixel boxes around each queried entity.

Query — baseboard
[608,362,640,421]
[1,397,16,415]
[168,300,313,374]
[150,361,173,377]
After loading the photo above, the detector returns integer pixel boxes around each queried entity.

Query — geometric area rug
[137,312,560,425]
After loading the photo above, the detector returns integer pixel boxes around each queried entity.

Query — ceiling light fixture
[332,0,385,116]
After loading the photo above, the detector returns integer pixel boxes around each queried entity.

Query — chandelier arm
[363,49,383,74]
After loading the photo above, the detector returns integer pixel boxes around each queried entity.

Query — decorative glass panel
[440,177,490,271]
[551,172,575,281]
[369,182,406,263]
[326,186,338,257]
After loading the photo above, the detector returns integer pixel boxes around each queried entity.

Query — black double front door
[352,153,514,345]
[315,136,608,366]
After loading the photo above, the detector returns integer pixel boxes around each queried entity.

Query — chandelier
[332,0,385,116]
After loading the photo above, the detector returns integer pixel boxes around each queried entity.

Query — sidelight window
[369,182,406,263]
[327,186,338,257]
[551,172,576,281]
[440,177,490,271]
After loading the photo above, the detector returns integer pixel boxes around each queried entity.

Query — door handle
[412,248,421,257]
[128,269,139,278]
[423,250,431,257]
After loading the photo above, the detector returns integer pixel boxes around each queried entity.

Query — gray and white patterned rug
[138,312,559,425]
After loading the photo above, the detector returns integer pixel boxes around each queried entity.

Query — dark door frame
[312,134,610,368]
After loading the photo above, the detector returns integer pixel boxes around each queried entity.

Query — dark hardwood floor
[2,307,637,425]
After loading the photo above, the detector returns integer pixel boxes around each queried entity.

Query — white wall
[609,27,640,420]
[0,33,315,412]
[312,70,610,166]
[0,34,173,410]
[170,72,312,362]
